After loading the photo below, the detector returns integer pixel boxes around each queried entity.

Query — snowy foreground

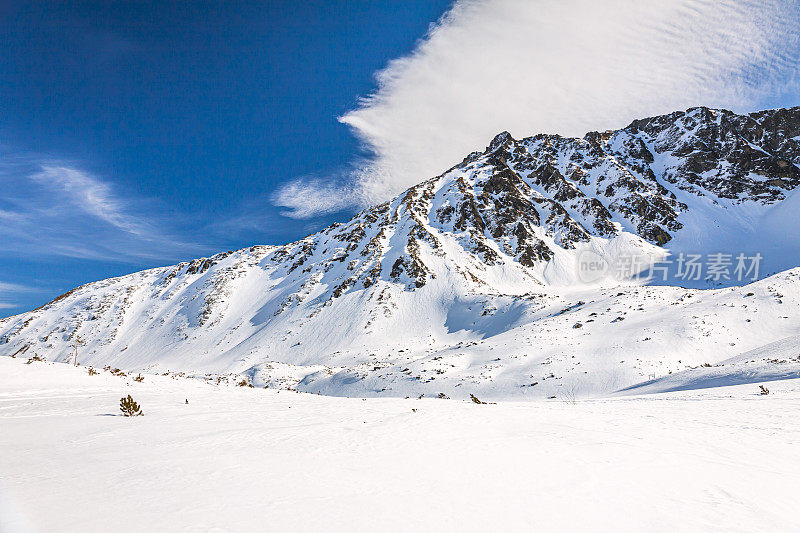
[1,356,799,532]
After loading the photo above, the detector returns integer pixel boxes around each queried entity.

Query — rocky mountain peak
[2,105,800,397]
[487,130,515,151]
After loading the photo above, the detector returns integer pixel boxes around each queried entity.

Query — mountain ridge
[3,105,800,398]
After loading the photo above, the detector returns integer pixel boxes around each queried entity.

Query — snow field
[1,356,798,532]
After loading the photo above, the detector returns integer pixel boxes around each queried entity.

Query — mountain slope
[2,105,800,399]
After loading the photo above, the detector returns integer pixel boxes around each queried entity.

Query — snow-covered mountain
[3,105,800,399]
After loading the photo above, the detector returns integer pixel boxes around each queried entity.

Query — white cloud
[0,281,36,313]
[0,282,33,292]
[0,158,209,263]
[320,0,800,208]
[31,166,148,236]
[272,176,359,219]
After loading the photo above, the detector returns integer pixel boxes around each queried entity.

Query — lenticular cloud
[330,0,800,210]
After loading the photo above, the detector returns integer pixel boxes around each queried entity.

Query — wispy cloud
[0,281,37,312]
[0,282,34,292]
[0,153,209,263]
[271,175,359,219]
[278,0,800,215]
[31,165,149,236]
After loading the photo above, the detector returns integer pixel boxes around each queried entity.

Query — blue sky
[2,0,799,317]
[0,1,453,315]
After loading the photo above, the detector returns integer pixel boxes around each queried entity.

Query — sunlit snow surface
[1,357,798,532]
[2,264,798,400]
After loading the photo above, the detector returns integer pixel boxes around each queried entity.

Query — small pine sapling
[119,395,143,417]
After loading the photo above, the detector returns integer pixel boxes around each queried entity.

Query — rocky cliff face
[2,106,799,398]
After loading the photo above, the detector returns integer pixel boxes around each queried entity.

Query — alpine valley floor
[1,356,798,532]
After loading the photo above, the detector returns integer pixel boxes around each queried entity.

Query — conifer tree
[119,395,143,417]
